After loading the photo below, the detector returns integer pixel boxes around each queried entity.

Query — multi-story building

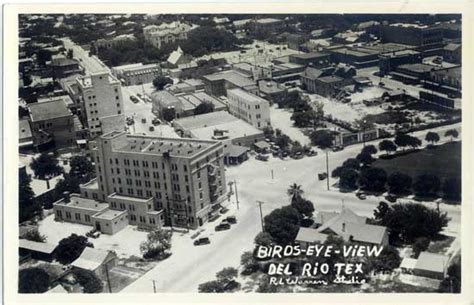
[91,130,227,229]
[381,23,444,53]
[143,21,192,49]
[76,71,125,137]
[227,88,271,129]
[111,63,161,86]
[28,99,76,148]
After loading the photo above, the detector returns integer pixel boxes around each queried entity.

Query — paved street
[123,122,461,293]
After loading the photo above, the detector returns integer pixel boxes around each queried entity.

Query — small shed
[400,257,418,274]
[253,141,271,153]
[19,239,57,262]
[413,252,449,280]
[71,247,117,280]
[226,145,249,165]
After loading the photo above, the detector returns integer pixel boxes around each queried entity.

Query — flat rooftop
[102,131,220,158]
[28,99,71,122]
[227,88,269,105]
[318,75,344,83]
[203,70,255,88]
[108,193,153,203]
[173,111,237,130]
[290,52,330,59]
[55,194,109,211]
[60,37,110,74]
[94,209,127,220]
[398,63,439,73]
[190,120,263,142]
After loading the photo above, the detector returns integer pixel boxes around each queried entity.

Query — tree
[425,132,440,145]
[55,234,93,264]
[412,237,430,258]
[291,196,315,218]
[140,229,172,260]
[216,267,238,286]
[69,156,95,183]
[406,135,422,150]
[18,268,50,293]
[379,140,397,156]
[264,206,301,245]
[442,178,461,202]
[374,203,449,243]
[254,232,273,246]
[373,201,391,221]
[367,246,401,272]
[31,153,63,180]
[162,107,176,122]
[359,167,387,193]
[413,174,441,198]
[19,170,40,222]
[338,167,359,191]
[21,228,46,243]
[287,183,303,201]
[444,129,459,142]
[291,111,319,128]
[387,172,412,195]
[194,102,215,115]
[274,133,291,149]
[54,174,81,197]
[341,158,360,170]
[356,152,374,167]
[152,76,173,90]
[198,280,225,293]
[439,256,461,293]
[394,133,410,151]
[240,251,260,275]
[73,269,103,293]
[198,267,240,292]
[310,130,334,149]
[361,144,377,155]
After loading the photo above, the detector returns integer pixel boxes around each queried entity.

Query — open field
[372,142,461,180]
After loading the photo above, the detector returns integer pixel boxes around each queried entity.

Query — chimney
[342,222,346,232]
[62,191,71,203]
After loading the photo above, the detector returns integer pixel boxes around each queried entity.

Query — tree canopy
[31,153,63,180]
[379,140,397,155]
[153,76,173,90]
[310,130,334,149]
[359,167,387,193]
[19,171,40,222]
[194,102,215,115]
[55,234,93,264]
[18,268,50,293]
[387,172,412,195]
[264,206,301,245]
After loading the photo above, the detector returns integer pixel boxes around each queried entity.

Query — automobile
[356,192,367,200]
[130,96,138,103]
[215,222,231,231]
[152,118,161,126]
[220,207,229,214]
[378,82,385,87]
[280,151,289,158]
[137,93,142,98]
[226,216,237,224]
[256,154,269,161]
[318,172,328,180]
[332,145,344,152]
[306,149,318,157]
[385,194,397,203]
[141,118,147,124]
[193,237,211,246]
[291,152,304,159]
[149,126,155,132]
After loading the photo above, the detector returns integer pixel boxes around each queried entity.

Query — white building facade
[227,88,271,129]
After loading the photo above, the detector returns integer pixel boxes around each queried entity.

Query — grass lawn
[372,141,461,180]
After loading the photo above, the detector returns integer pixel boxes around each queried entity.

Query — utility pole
[271,169,274,180]
[234,179,239,209]
[326,150,330,191]
[256,200,264,232]
[151,279,157,293]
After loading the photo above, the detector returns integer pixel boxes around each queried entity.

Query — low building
[379,49,422,76]
[203,70,258,97]
[287,34,309,51]
[424,66,461,97]
[50,56,82,79]
[173,111,264,164]
[329,47,380,68]
[402,252,450,280]
[289,52,331,68]
[19,119,33,148]
[391,63,439,85]
[143,21,192,49]
[443,43,461,64]
[28,99,76,148]
[91,208,128,235]
[254,18,284,32]
[19,239,57,262]
[301,66,354,98]
[167,46,191,68]
[226,145,249,165]
[53,193,110,227]
[257,80,287,103]
[253,62,305,83]
[227,88,271,129]
[111,63,161,86]
[296,208,389,248]
[71,247,117,280]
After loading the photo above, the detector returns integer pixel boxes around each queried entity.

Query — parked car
[332,145,344,152]
[149,126,155,132]
[220,207,229,214]
[152,118,161,126]
[306,149,318,157]
[137,93,142,98]
[291,152,304,159]
[226,216,237,224]
[378,82,385,87]
[256,154,269,161]
[193,237,211,246]
[385,194,397,203]
[215,222,231,231]
[141,118,147,124]
[356,192,367,200]
[130,96,138,103]
[318,172,328,180]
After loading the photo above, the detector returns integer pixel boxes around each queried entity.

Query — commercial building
[424,66,461,97]
[203,70,258,97]
[289,52,331,68]
[257,80,287,103]
[19,119,33,148]
[50,56,82,79]
[91,130,227,229]
[111,63,161,86]
[442,43,461,64]
[143,21,192,49]
[300,65,355,98]
[76,71,125,136]
[253,62,304,83]
[379,49,422,76]
[227,88,271,129]
[390,63,439,84]
[381,23,444,53]
[19,240,57,262]
[28,99,76,148]
[329,47,380,68]
[173,111,264,164]
[93,34,135,50]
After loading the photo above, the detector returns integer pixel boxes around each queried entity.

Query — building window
[85,215,91,222]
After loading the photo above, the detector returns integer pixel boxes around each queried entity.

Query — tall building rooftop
[54,193,109,211]
[227,88,269,105]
